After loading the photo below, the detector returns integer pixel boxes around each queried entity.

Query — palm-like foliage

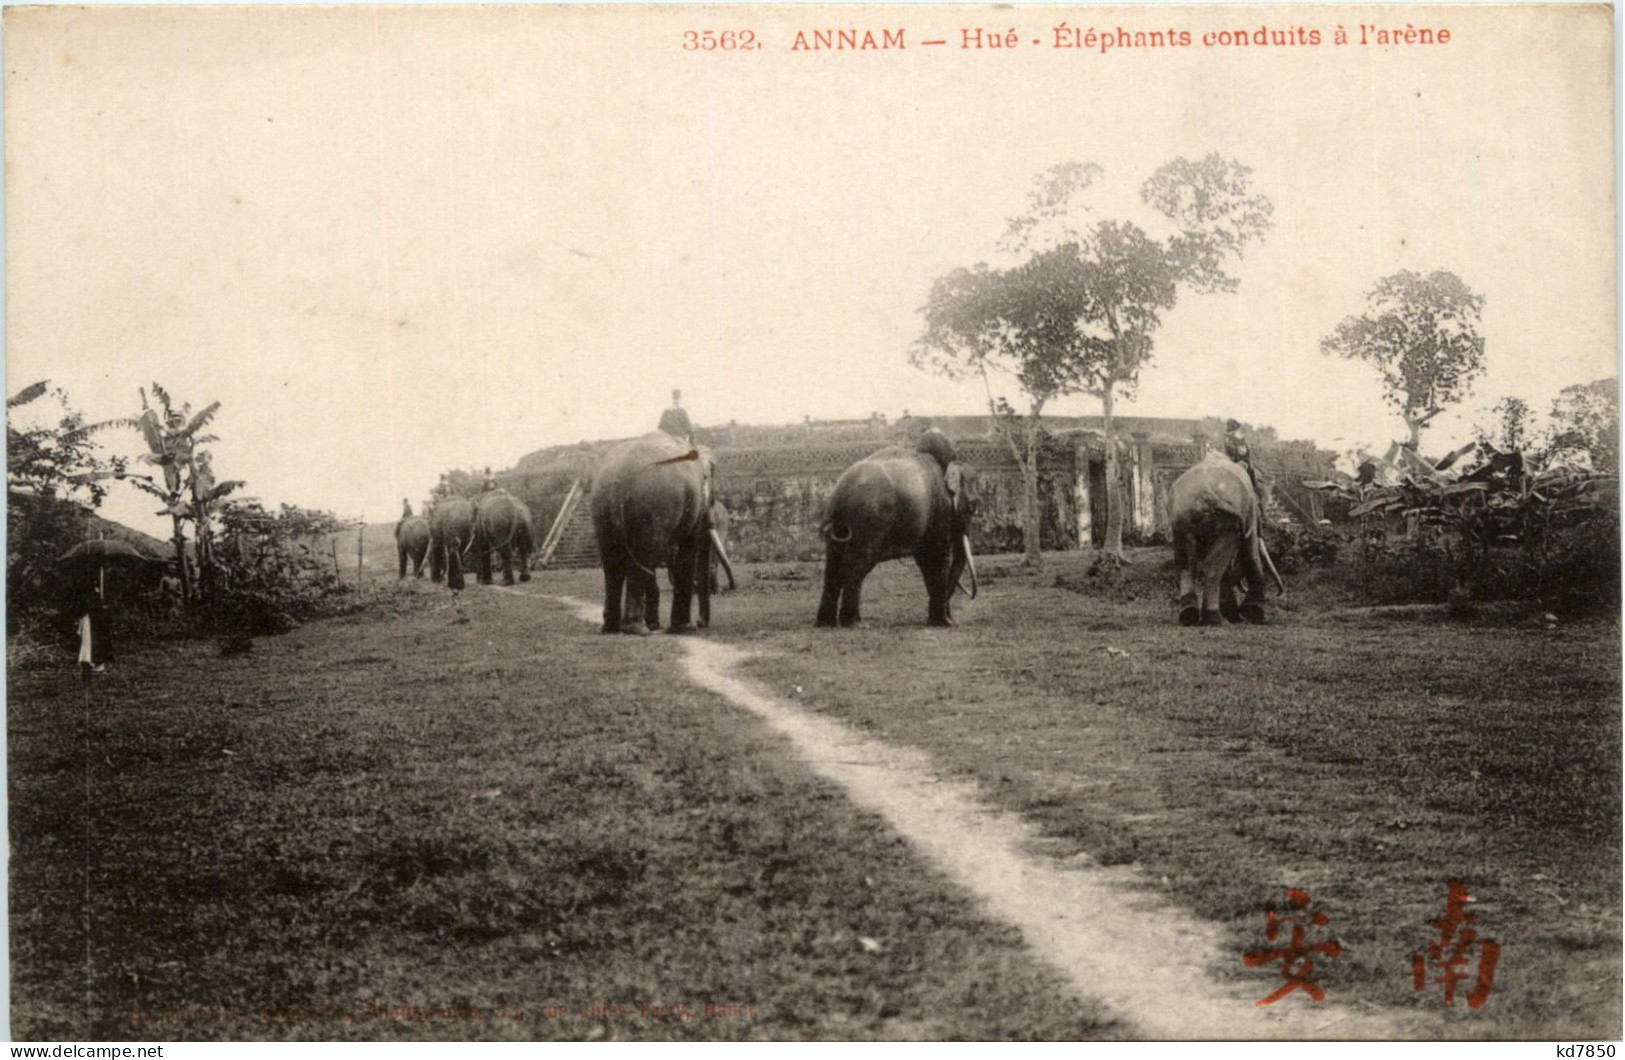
[7,380,130,503]
[1305,441,1615,595]
[126,384,244,605]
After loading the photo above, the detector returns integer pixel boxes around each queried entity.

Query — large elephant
[428,498,477,591]
[395,514,430,579]
[816,429,978,628]
[1167,451,1284,626]
[590,431,736,635]
[474,489,535,586]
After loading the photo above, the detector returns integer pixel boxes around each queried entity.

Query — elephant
[590,430,736,635]
[395,515,430,579]
[1167,451,1284,626]
[473,489,535,586]
[816,429,978,628]
[428,498,477,591]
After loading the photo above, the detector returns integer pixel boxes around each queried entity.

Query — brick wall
[496,422,1333,567]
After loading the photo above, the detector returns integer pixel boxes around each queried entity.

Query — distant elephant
[396,515,430,579]
[816,429,978,628]
[474,489,535,586]
[590,431,736,635]
[1167,451,1284,626]
[429,498,477,591]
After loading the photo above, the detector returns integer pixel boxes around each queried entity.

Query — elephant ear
[945,463,964,504]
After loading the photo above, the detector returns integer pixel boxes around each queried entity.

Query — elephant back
[397,516,430,549]
[1169,453,1260,532]
[476,490,534,544]
[432,498,477,543]
[824,446,942,550]
[590,432,709,564]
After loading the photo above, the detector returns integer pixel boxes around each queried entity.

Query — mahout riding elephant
[396,505,430,579]
[429,498,477,591]
[1167,451,1284,626]
[474,489,535,586]
[816,428,978,628]
[590,431,736,635]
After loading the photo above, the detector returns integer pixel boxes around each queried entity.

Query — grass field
[9,548,1620,1040]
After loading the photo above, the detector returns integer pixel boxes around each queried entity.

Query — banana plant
[1304,440,1613,595]
[127,385,243,606]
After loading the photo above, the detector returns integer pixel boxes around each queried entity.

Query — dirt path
[513,588,1423,1040]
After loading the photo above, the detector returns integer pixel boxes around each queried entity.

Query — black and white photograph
[4,3,1619,1043]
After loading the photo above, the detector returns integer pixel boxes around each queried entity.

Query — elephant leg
[447,544,465,592]
[695,533,712,629]
[838,559,873,628]
[500,547,516,586]
[1174,528,1201,625]
[430,541,444,583]
[601,559,626,634]
[642,571,661,631]
[518,541,532,582]
[668,544,697,633]
[1219,570,1242,623]
[477,539,493,586]
[816,545,843,627]
[1235,538,1269,624]
[398,546,407,580]
[1199,530,1239,626]
[621,566,654,635]
[918,551,954,627]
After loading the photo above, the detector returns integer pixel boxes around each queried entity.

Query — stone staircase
[538,480,600,569]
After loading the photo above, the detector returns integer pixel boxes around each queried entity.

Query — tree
[431,468,485,502]
[7,381,126,505]
[914,155,1273,561]
[1320,270,1486,451]
[1548,377,1618,474]
[125,384,243,605]
[1475,396,1535,456]
[915,261,1086,565]
[7,382,128,626]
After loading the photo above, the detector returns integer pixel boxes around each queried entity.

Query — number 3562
[682,30,760,50]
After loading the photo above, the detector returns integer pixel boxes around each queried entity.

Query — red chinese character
[1243,888,1342,1005]
[1411,879,1501,1009]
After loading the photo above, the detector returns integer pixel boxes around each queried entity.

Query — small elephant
[429,498,477,591]
[474,489,535,586]
[591,431,736,635]
[395,515,430,579]
[816,429,978,628]
[1167,451,1284,626]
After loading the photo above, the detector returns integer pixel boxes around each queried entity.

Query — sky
[5,4,1616,537]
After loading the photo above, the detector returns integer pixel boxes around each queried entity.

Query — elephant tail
[612,494,665,579]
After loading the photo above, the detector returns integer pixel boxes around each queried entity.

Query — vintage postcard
[4,3,1618,1045]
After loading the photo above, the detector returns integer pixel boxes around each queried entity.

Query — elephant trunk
[709,528,737,590]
